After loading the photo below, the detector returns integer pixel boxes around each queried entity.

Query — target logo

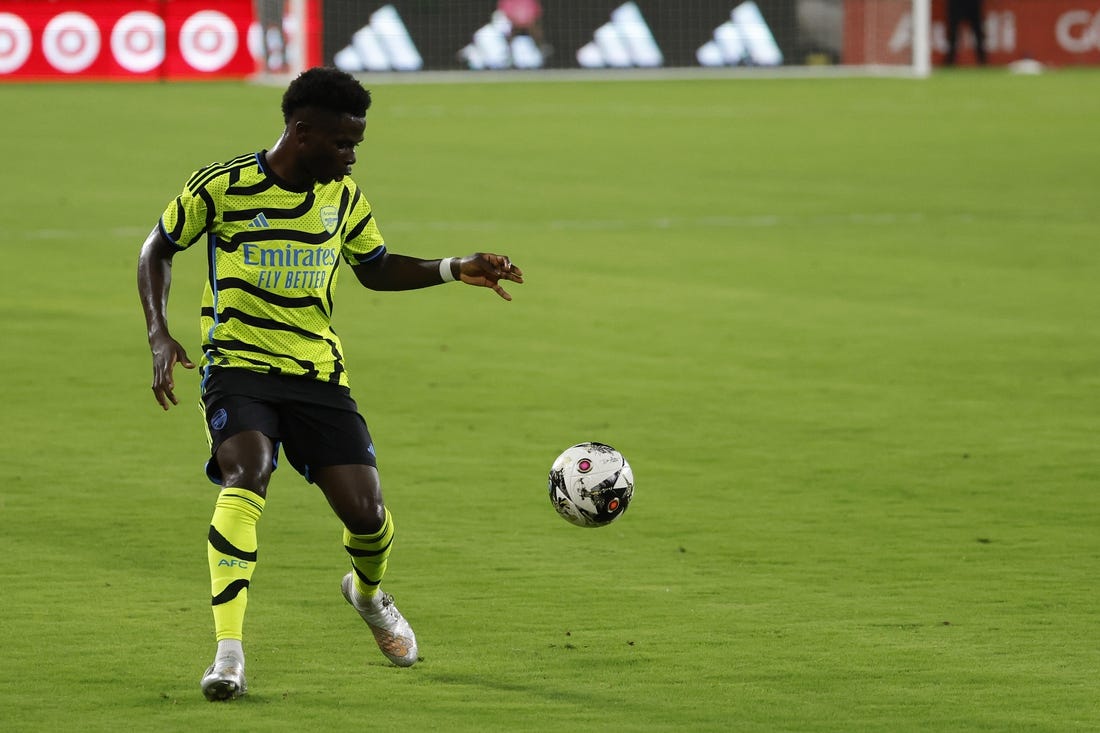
[0,12,32,74]
[42,11,100,73]
[111,11,165,74]
[0,2,251,79]
[180,10,239,72]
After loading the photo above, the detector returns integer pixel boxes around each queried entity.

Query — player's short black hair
[281,67,372,122]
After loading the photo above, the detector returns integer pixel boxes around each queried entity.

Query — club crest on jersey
[320,206,339,234]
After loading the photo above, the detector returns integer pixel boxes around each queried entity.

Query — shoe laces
[374,592,398,619]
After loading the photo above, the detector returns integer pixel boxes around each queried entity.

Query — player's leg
[281,405,392,597]
[199,375,280,700]
[945,2,962,65]
[317,463,389,593]
[201,430,276,700]
[969,1,987,65]
[315,464,418,667]
[279,389,418,667]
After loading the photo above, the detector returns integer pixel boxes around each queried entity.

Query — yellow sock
[343,508,394,598]
[208,488,265,642]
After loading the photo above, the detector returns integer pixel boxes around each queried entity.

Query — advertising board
[0,0,256,79]
[844,0,1100,66]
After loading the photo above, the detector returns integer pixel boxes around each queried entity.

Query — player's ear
[292,119,312,144]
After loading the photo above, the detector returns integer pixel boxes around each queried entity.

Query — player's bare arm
[352,252,524,300]
[137,226,195,410]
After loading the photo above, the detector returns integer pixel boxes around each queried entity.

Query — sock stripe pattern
[344,535,393,558]
[344,508,394,596]
[208,488,265,642]
[208,525,259,562]
[212,579,251,606]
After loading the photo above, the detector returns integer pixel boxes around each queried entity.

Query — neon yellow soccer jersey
[159,151,385,386]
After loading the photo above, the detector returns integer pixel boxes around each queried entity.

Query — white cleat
[341,572,419,667]
[201,655,247,701]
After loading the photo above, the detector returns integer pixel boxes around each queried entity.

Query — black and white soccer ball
[548,442,634,528]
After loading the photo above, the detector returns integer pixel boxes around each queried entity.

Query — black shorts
[199,367,377,485]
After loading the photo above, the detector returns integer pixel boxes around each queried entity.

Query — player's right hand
[149,333,195,410]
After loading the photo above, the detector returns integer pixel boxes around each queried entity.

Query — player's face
[301,111,365,184]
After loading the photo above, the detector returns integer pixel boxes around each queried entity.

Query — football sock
[344,508,394,599]
[207,488,265,642]
[216,638,244,662]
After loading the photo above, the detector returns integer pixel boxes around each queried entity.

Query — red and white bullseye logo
[42,11,100,73]
[0,12,32,74]
[111,11,165,73]
[180,10,238,72]
[0,6,243,76]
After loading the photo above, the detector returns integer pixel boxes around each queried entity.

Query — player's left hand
[458,253,524,301]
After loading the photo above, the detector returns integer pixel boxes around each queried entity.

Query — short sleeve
[159,181,212,250]
[342,188,385,266]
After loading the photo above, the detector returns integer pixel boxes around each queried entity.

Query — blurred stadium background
[2,1,1099,81]
[3,2,1100,731]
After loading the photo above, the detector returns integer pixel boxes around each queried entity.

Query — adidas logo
[247,212,271,228]
[697,2,783,67]
[459,9,545,70]
[333,4,422,73]
[576,2,662,69]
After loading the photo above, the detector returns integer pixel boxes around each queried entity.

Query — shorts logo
[320,206,339,234]
[210,408,228,430]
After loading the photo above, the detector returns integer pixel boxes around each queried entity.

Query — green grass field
[1,68,1098,731]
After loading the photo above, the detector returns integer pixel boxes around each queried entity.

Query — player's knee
[215,432,275,494]
[220,463,272,495]
[345,502,387,536]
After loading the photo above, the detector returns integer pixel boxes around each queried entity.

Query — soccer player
[136,67,523,701]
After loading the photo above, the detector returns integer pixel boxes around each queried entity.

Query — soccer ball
[548,442,634,527]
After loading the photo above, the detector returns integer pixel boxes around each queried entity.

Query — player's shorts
[199,367,377,485]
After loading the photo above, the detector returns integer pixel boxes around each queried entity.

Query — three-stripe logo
[697,1,784,67]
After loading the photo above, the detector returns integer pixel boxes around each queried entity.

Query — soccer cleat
[200,655,247,701]
[341,572,418,667]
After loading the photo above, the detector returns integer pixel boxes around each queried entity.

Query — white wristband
[439,257,456,283]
